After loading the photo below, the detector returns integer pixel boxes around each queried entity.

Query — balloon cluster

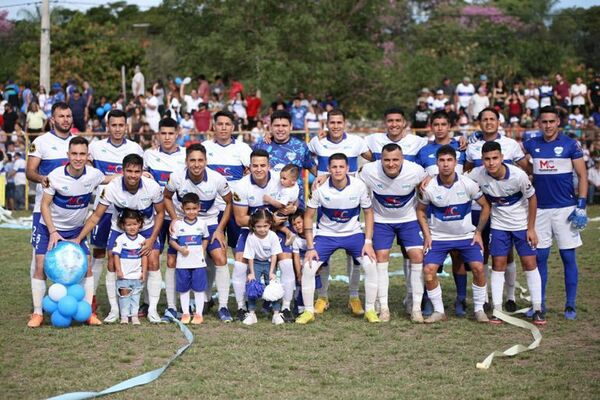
[43,283,92,328]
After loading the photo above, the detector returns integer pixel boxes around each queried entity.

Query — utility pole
[40,0,50,91]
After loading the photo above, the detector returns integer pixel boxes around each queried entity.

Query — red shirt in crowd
[193,109,212,132]
[246,96,262,118]
[554,81,570,101]
[228,80,244,100]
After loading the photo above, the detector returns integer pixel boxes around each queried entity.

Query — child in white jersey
[169,193,209,325]
[263,164,300,245]
[242,209,283,325]
[113,209,147,325]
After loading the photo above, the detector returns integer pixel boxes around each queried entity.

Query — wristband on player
[577,198,586,209]
[306,247,315,251]
[364,239,373,244]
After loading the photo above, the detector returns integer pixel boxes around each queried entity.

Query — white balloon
[48,283,67,302]
[182,76,191,85]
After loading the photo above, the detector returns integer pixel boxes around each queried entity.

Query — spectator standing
[132,65,145,98]
[68,90,88,132]
[570,77,587,115]
[4,153,15,210]
[539,76,554,108]
[438,77,455,98]
[197,74,210,102]
[492,79,508,109]
[3,103,18,134]
[432,90,448,111]
[26,102,47,135]
[290,97,308,131]
[412,97,431,131]
[192,103,212,140]
[13,151,26,210]
[20,82,33,114]
[143,90,160,132]
[455,76,475,112]
[211,75,225,101]
[554,73,570,109]
[228,76,244,101]
[524,80,541,119]
[246,89,262,130]
[469,87,490,120]
[588,73,600,111]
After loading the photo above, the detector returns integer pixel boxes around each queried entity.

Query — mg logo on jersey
[215,167,232,177]
[331,210,350,222]
[66,195,87,208]
[539,159,556,171]
[443,206,460,219]
[160,172,171,182]
[107,164,123,174]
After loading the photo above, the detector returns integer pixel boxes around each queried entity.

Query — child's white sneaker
[242,312,258,325]
[272,312,285,325]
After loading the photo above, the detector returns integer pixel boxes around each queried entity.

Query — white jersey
[112,233,144,279]
[99,176,164,232]
[171,218,209,269]
[466,134,525,168]
[365,132,427,162]
[233,171,281,221]
[89,138,143,212]
[456,83,475,108]
[143,146,186,187]
[292,235,308,260]
[42,166,105,231]
[165,168,231,225]
[28,131,73,212]
[419,174,483,241]
[359,160,426,223]
[307,133,368,175]
[243,230,283,262]
[274,182,300,205]
[13,158,26,185]
[469,164,535,231]
[307,176,371,237]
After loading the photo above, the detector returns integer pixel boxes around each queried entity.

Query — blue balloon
[44,241,88,286]
[58,295,78,317]
[103,103,112,111]
[73,301,92,322]
[175,77,182,85]
[96,107,105,117]
[51,310,72,328]
[67,284,85,301]
[42,295,58,314]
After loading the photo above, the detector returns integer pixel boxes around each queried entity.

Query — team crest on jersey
[233,192,241,202]
[29,143,36,153]
[286,151,296,161]
[554,146,563,156]
[100,188,106,199]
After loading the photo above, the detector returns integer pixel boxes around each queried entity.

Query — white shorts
[536,206,582,250]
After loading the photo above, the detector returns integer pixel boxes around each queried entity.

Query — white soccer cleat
[272,313,285,325]
[474,310,489,323]
[424,312,447,324]
[379,308,391,322]
[147,310,162,323]
[103,309,119,323]
[411,310,424,324]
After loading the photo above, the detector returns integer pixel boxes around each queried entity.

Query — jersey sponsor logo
[106,164,123,174]
[178,234,203,246]
[538,159,556,171]
[443,206,460,218]
[121,248,141,259]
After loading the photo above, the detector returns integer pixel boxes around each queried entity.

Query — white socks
[91,258,103,293]
[525,268,542,311]
[410,263,424,312]
[83,276,94,304]
[180,291,190,315]
[106,271,118,313]
[195,291,206,316]
[31,278,46,314]
[215,265,230,309]
[147,270,162,315]
[347,255,360,298]
[279,259,295,310]
[427,284,444,314]
[472,283,487,313]
[301,260,321,313]
[376,262,389,310]
[361,257,377,312]
[165,268,176,310]
[317,264,330,298]
[491,270,505,310]
[30,248,36,278]
[232,261,248,309]
[504,261,517,301]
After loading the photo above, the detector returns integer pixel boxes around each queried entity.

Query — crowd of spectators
[1,68,600,209]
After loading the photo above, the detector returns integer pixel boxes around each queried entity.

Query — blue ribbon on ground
[47,318,193,400]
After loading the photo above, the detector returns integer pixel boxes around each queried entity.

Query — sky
[2,0,600,21]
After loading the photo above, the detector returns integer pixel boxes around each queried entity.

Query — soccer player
[26,102,73,314]
[88,109,143,314]
[75,154,165,323]
[143,117,186,321]
[416,145,490,323]
[163,143,234,322]
[523,106,588,320]
[232,149,297,322]
[359,143,427,322]
[296,153,379,324]
[470,141,545,325]
[28,136,108,327]
[307,109,370,316]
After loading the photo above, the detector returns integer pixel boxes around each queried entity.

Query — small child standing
[242,209,283,325]
[263,164,300,245]
[113,209,148,325]
[169,193,209,325]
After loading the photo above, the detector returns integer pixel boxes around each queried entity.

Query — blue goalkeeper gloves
[568,198,588,230]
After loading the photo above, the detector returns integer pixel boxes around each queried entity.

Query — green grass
[1,210,600,399]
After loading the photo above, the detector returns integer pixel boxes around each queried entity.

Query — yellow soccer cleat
[348,297,364,316]
[314,297,329,314]
[364,310,381,323]
[180,313,191,324]
[295,311,315,324]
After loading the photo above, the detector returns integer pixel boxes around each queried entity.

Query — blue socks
[536,247,550,310]
[559,249,578,309]
[454,273,467,301]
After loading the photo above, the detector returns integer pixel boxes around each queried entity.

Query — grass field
[1,210,600,400]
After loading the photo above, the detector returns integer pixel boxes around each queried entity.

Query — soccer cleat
[236,308,247,322]
[364,310,380,323]
[192,314,204,325]
[27,313,44,328]
[138,303,149,318]
[454,298,467,317]
[314,297,329,314]
[104,309,119,323]
[564,306,577,320]
[242,312,258,326]
[120,316,129,324]
[147,310,162,323]
[272,313,285,325]
[161,307,178,323]
[131,316,141,325]
[295,311,315,324]
[474,310,489,323]
[422,298,434,317]
[424,312,447,324]
[532,310,546,326]
[217,307,233,323]
[489,315,503,325]
[483,302,492,313]
[504,299,517,313]
[282,309,295,323]
[349,297,365,316]
[411,310,424,324]
[87,313,102,326]
[379,308,391,322]
[180,313,191,324]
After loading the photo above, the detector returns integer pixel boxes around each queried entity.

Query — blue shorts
[223,212,242,249]
[90,212,113,248]
[471,210,490,249]
[107,227,161,252]
[314,233,365,265]
[489,229,536,257]
[424,239,483,266]
[373,220,423,251]
[176,267,207,292]
[35,225,89,255]
[275,231,292,254]
[235,229,250,254]
[31,212,41,246]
